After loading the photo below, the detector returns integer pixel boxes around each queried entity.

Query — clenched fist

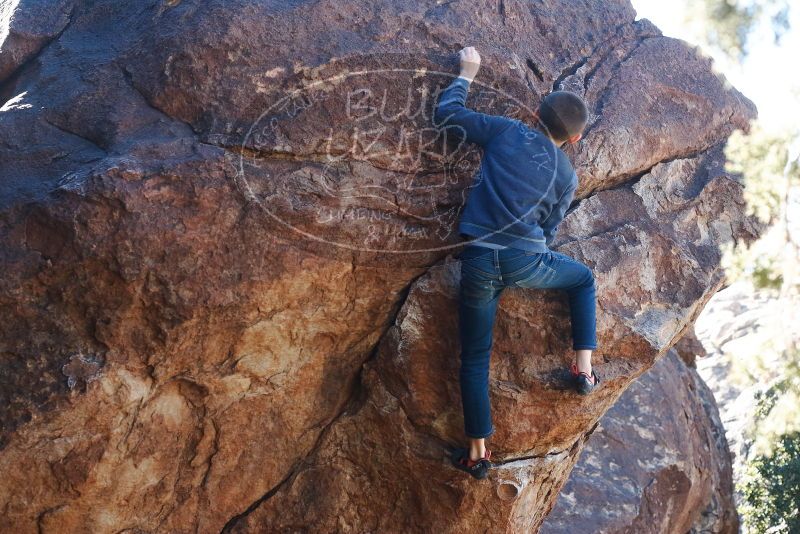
[458,46,481,82]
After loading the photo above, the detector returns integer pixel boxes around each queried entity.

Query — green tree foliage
[721,125,798,292]
[722,120,800,534]
[726,124,790,225]
[739,431,800,533]
[687,0,791,61]
[684,3,799,532]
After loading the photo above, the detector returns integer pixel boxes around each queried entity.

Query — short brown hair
[538,91,589,143]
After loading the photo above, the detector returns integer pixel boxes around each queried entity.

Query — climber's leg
[457,246,503,441]
[576,349,592,375]
[553,254,597,354]
[513,250,598,361]
[469,437,487,461]
[458,283,502,440]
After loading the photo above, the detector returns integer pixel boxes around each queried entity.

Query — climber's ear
[567,132,582,145]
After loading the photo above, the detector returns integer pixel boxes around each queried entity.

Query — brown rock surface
[0,0,763,532]
[0,0,73,82]
[229,147,760,532]
[540,350,738,534]
[675,325,709,367]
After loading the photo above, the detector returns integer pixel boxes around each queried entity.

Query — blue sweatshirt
[434,76,578,252]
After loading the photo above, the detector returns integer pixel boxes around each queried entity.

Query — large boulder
[228,143,759,531]
[540,349,738,534]
[0,0,762,532]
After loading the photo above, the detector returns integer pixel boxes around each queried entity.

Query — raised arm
[433,46,513,147]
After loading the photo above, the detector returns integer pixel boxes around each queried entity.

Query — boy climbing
[434,47,600,480]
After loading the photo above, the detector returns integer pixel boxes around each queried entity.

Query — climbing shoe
[570,362,600,395]
[449,446,492,480]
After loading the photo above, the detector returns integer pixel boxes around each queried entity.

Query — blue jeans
[457,244,597,439]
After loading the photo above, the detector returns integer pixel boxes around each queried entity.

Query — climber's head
[532,91,589,147]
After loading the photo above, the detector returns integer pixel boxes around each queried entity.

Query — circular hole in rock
[496,481,521,501]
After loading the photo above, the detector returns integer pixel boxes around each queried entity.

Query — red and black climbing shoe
[570,362,600,395]
[449,446,492,480]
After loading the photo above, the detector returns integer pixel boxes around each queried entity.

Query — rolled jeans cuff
[466,425,495,439]
[573,344,597,350]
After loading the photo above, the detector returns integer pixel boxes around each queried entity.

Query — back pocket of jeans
[513,259,555,287]
[461,259,495,279]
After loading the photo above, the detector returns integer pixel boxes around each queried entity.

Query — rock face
[540,349,738,534]
[0,0,763,532]
[675,324,708,367]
